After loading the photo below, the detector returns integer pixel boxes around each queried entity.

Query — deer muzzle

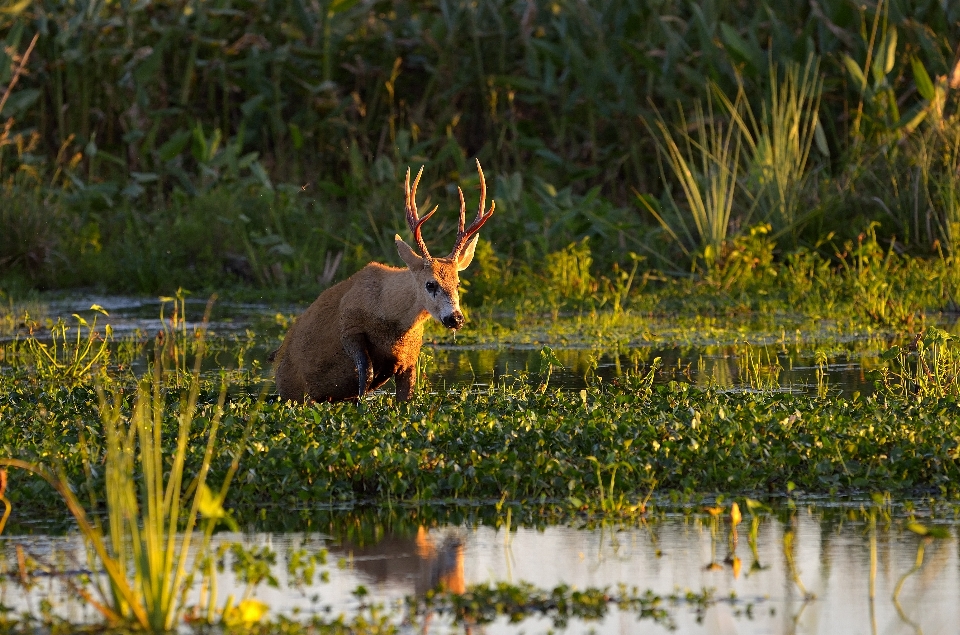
[441,311,464,330]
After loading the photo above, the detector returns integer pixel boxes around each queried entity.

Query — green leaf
[719,22,761,74]
[289,122,304,150]
[250,161,274,191]
[328,0,359,15]
[842,54,866,91]
[158,129,191,162]
[0,87,39,116]
[538,346,562,373]
[879,345,901,362]
[0,0,34,16]
[911,57,935,101]
[883,26,897,75]
[814,118,830,157]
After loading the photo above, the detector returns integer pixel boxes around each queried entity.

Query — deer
[270,159,495,403]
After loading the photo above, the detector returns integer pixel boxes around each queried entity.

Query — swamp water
[5,296,958,632]
[3,506,958,634]
[21,295,904,395]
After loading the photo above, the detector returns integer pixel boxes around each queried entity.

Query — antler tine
[404,166,432,258]
[457,186,466,236]
[449,159,495,259]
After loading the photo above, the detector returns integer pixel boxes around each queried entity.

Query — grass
[0,314,263,631]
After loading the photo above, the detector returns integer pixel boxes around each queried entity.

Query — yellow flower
[223,599,269,625]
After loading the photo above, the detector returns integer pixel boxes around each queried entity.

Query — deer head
[395,159,495,330]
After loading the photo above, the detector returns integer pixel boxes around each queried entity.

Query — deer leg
[341,335,372,399]
[395,366,417,402]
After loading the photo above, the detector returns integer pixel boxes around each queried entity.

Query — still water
[20,294,894,395]
[3,506,957,634]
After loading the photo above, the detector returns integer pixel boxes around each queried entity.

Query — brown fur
[273,162,492,403]
[273,252,477,403]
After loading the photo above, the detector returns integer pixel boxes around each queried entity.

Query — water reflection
[3,506,958,633]
[5,294,920,395]
[333,526,465,595]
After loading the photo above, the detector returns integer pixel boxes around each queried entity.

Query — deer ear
[456,235,480,271]
[396,235,424,270]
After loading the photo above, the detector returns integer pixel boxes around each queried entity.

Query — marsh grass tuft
[0,303,262,631]
[22,305,112,386]
[643,93,742,263]
[874,326,960,400]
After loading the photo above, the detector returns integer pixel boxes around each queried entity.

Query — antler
[448,159,496,259]
[405,166,437,258]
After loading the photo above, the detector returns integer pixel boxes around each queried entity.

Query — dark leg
[341,335,372,399]
[396,366,417,402]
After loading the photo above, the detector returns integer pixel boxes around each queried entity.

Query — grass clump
[0,326,261,631]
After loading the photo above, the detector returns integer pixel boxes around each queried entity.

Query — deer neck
[378,267,430,333]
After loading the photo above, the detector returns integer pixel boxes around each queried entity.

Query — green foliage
[421,582,718,630]
[874,327,960,400]
[9,363,960,519]
[0,0,958,295]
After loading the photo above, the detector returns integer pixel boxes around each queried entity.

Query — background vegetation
[1,0,960,306]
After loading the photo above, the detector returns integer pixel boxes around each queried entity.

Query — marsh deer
[271,159,495,403]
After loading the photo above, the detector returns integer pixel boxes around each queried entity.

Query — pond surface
[17,294,911,396]
[4,296,960,632]
[2,505,956,634]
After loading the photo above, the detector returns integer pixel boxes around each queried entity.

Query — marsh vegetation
[1,296,960,631]
[4,0,960,631]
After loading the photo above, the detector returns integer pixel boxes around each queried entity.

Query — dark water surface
[26,294,900,396]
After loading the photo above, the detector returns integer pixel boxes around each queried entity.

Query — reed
[0,312,261,631]
[643,93,742,262]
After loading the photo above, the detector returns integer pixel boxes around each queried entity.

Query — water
[3,505,956,633]
[3,296,957,631]
[10,294,895,395]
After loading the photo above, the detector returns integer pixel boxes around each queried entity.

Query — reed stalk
[0,305,261,631]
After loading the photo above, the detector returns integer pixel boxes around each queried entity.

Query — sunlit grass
[0,313,262,631]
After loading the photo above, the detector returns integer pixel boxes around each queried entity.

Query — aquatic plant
[22,305,111,386]
[0,332,261,631]
[419,582,722,630]
[874,326,960,400]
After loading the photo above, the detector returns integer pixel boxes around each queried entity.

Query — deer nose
[442,312,464,329]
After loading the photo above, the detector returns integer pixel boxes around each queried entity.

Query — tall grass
[719,56,824,237]
[0,317,260,631]
[642,94,742,262]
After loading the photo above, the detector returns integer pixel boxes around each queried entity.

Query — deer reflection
[332,526,465,595]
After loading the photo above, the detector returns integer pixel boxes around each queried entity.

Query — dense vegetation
[6,324,960,525]
[2,0,960,301]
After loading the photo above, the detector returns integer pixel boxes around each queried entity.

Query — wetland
[3,294,960,633]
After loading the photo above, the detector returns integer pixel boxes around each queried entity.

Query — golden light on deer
[271,160,495,403]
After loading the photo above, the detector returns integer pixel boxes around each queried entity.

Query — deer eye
[425,281,439,294]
